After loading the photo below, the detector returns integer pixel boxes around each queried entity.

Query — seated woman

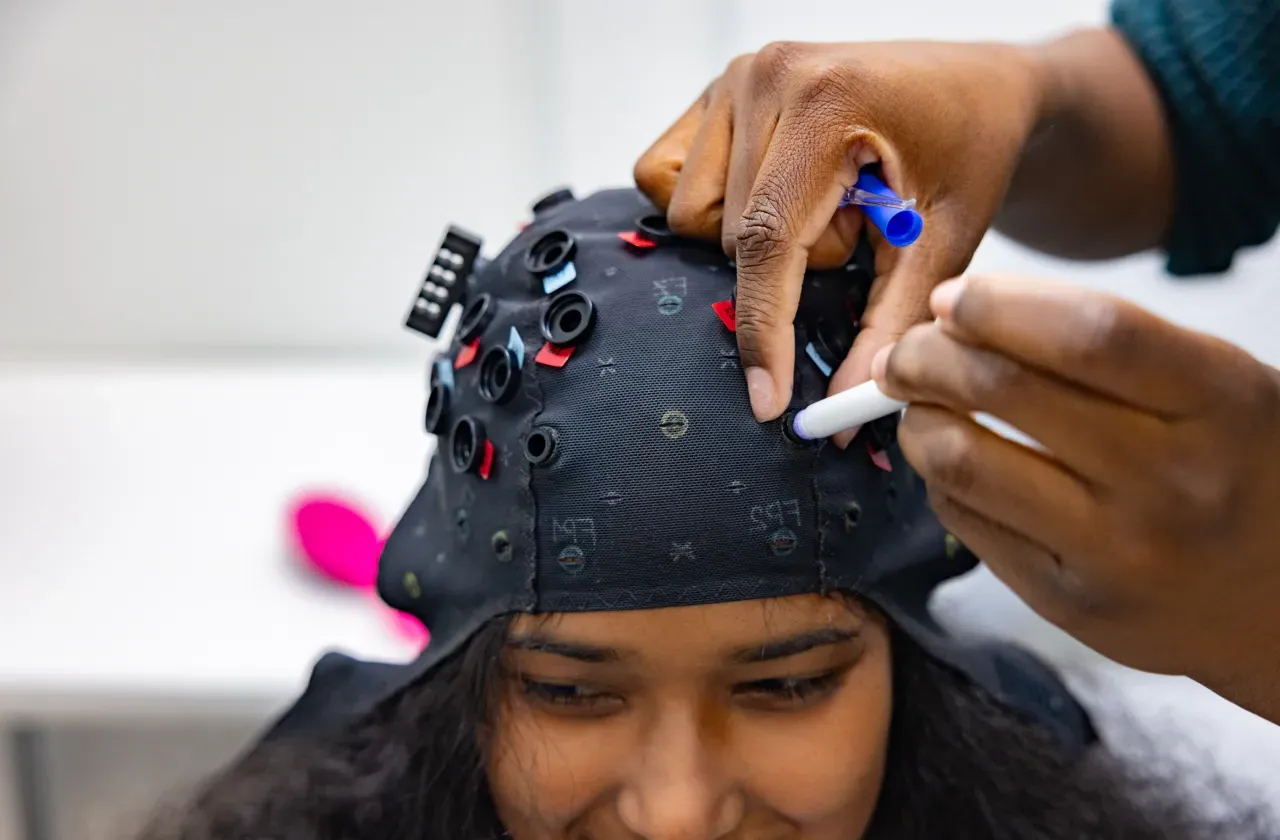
[139,188,1271,839]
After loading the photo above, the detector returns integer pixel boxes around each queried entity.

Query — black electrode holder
[405,226,484,339]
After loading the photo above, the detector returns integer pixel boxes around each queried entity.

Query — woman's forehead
[508,594,874,659]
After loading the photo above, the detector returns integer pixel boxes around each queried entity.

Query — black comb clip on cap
[404,226,484,339]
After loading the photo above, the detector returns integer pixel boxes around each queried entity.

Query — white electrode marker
[791,380,906,440]
[791,383,1050,455]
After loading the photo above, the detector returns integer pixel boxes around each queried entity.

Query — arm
[995,28,1175,261]
[998,0,1280,273]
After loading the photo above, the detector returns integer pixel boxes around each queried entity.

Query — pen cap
[856,172,923,247]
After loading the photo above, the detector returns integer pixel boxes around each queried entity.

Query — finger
[827,218,966,446]
[716,66,861,269]
[926,488,1096,639]
[667,68,735,240]
[634,84,712,211]
[933,273,1232,417]
[807,207,864,269]
[882,323,1174,485]
[898,404,1099,557]
[720,110,861,268]
[733,111,861,421]
[720,73,778,258]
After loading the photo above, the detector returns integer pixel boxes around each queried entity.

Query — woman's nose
[615,708,743,839]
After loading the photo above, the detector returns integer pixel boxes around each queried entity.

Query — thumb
[827,230,956,447]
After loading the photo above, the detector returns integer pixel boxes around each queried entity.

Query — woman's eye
[736,671,844,707]
[520,678,622,712]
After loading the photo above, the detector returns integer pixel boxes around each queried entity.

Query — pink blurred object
[288,491,430,651]
[289,494,382,588]
[386,603,431,649]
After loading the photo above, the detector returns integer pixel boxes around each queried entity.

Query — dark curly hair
[136,618,1273,840]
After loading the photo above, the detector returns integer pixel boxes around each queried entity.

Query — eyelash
[521,679,598,705]
[519,670,845,711]
[737,671,845,704]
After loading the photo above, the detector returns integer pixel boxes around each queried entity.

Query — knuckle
[1114,530,1167,585]
[1222,351,1280,425]
[736,198,791,267]
[924,486,960,525]
[666,201,696,236]
[633,152,672,203]
[666,198,708,238]
[1067,296,1137,368]
[794,62,853,109]
[919,421,980,495]
[960,348,1024,404]
[1048,561,1112,622]
[1034,571,1107,637]
[1160,451,1239,535]
[883,327,931,392]
[753,41,804,82]
[726,52,756,78]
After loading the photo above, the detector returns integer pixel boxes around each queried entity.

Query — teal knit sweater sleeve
[1110,0,1280,275]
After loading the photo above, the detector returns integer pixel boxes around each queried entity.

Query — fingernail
[870,344,894,383]
[745,367,776,421]
[930,277,966,320]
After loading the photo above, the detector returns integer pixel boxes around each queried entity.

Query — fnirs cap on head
[380,187,1095,754]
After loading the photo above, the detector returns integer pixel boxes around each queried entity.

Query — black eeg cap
[267,188,1096,753]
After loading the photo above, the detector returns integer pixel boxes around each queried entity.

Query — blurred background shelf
[0,362,431,840]
[0,361,430,723]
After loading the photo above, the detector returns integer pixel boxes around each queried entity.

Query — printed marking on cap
[558,545,587,573]
[659,410,690,439]
[750,499,802,533]
[769,527,798,557]
[553,517,597,547]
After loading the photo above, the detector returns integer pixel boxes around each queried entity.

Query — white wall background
[1,1,1278,837]
[5,0,1276,364]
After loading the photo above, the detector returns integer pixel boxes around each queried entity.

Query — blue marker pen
[839,172,924,248]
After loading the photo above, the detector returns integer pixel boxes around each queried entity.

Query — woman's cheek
[488,705,632,831]
[736,638,893,825]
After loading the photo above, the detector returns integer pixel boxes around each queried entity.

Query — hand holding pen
[633,39,1046,435]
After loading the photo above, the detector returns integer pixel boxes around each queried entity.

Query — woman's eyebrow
[505,634,625,663]
[729,627,860,663]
